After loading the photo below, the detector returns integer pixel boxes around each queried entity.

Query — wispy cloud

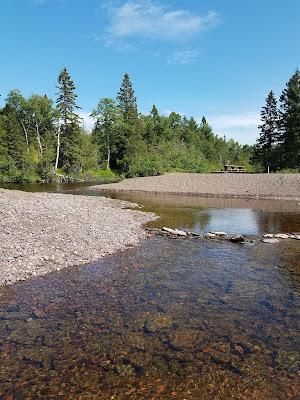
[104,1,218,40]
[167,49,201,65]
[208,113,260,130]
[96,1,219,58]
[207,113,260,144]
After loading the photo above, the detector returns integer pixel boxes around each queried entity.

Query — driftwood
[49,173,85,183]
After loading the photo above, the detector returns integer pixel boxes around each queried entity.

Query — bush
[77,169,120,183]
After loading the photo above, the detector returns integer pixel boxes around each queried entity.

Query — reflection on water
[0,238,299,399]
[0,182,300,399]
[2,182,300,235]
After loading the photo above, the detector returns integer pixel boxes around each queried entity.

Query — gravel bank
[0,189,156,285]
[92,173,300,200]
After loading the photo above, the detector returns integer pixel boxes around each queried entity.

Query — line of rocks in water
[145,227,300,244]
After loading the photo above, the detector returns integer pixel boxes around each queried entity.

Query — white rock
[206,233,217,238]
[263,234,274,238]
[263,238,280,244]
[274,234,290,239]
[173,229,187,236]
[212,231,227,236]
[162,227,187,236]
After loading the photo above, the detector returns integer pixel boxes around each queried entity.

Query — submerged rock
[167,329,203,350]
[144,313,173,333]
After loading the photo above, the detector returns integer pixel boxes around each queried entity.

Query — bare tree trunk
[34,118,43,157]
[106,131,110,170]
[55,126,60,172]
[21,121,29,154]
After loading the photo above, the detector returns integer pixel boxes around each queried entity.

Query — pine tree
[253,91,279,171]
[117,73,138,125]
[55,67,81,171]
[278,70,300,169]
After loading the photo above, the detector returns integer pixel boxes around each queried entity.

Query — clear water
[0,183,299,399]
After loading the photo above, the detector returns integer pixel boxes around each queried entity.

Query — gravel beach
[0,189,156,285]
[93,173,300,200]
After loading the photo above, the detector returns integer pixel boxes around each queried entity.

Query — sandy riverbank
[92,173,300,200]
[0,189,156,285]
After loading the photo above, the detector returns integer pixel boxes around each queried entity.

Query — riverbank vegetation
[0,69,299,183]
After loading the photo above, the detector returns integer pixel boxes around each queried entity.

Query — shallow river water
[0,183,299,399]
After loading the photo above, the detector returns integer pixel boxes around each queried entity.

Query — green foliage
[0,70,256,183]
[278,70,300,169]
[251,70,300,171]
[77,169,120,182]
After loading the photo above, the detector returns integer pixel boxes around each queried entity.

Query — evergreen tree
[278,70,300,169]
[55,67,81,171]
[117,73,138,125]
[252,91,279,171]
[116,73,141,171]
[150,105,160,122]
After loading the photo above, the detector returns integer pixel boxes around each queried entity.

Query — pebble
[0,189,157,286]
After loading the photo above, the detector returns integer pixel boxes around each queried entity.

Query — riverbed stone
[167,329,203,350]
[144,313,173,333]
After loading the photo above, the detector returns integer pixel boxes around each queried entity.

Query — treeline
[0,68,252,183]
[252,70,300,172]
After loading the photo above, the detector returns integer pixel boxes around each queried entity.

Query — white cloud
[167,49,201,65]
[79,111,95,132]
[206,113,260,144]
[104,1,218,40]
[207,113,260,130]
[98,1,219,55]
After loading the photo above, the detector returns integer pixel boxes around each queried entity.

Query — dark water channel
[0,183,300,399]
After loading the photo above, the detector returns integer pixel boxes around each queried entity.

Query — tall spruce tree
[117,73,138,125]
[55,68,81,171]
[253,91,279,171]
[116,73,140,171]
[278,70,300,169]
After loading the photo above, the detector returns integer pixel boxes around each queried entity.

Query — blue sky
[0,0,299,144]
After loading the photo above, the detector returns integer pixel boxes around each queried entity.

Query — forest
[0,69,299,183]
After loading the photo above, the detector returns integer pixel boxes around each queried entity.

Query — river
[0,182,299,399]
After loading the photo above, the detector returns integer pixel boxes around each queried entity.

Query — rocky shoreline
[0,189,157,285]
[92,173,300,200]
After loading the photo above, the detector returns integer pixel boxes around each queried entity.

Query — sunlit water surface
[0,182,299,399]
